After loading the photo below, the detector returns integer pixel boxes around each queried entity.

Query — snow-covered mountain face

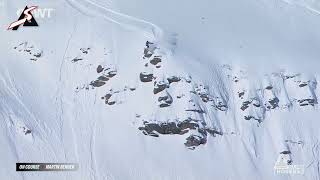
[1,0,320,180]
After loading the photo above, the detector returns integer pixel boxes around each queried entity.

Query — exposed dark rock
[146,41,153,48]
[139,118,204,137]
[150,56,162,65]
[90,80,106,87]
[153,81,169,94]
[97,65,104,73]
[72,57,83,63]
[103,93,116,105]
[284,74,299,80]
[25,129,32,135]
[80,48,90,54]
[241,101,251,111]
[138,117,222,149]
[299,82,308,87]
[265,85,273,90]
[139,122,187,136]
[143,48,153,58]
[90,68,117,87]
[215,102,228,111]
[185,109,205,113]
[233,77,239,82]
[177,120,199,130]
[33,51,42,58]
[199,93,210,103]
[184,135,207,149]
[158,93,173,108]
[205,128,223,136]
[238,91,245,98]
[252,102,261,107]
[267,97,279,109]
[107,100,116,105]
[106,70,117,78]
[298,99,316,106]
[98,76,109,81]
[280,150,291,155]
[167,76,181,84]
[244,115,262,123]
[140,72,154,82]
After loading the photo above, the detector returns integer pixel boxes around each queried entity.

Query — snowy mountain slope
[1,0,320,180]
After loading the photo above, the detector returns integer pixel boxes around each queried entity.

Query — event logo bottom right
[274,152,305,175]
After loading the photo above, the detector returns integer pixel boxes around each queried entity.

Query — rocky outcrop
[13,42,43,61]
[138,117,222,149]
[158,91,173,108]
[140,72,154,82]
[90,66,117,88]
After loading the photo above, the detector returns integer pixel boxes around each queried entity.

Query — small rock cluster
[13,42,43,61]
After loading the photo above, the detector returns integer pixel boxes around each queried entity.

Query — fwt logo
[8,6,38,30]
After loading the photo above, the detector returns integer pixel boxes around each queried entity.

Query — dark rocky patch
[24,129,32,135]
[158,93,173,107]
[265,85,273,90]
[33,51,42,58]
[103,93,116,105]
[241,101,251,111]
[146,41,153,48]
[138,117,222,149]
[140,72,154,82]
[233,76,239,82]
[280,150,291,155]
[97,65,104,73]
[184,135,207,149]
[90,80,106,87]
[139,122,187,136]
[244,115,262,123]
[72,57,83,63]
[252,102,261,107]
[143,48,153,58]
[238,91,245,98]
[199,93,210,103]
[97,75,109,81]
[150,56,162,65]
[167,76,181,84]
[299,82,308,87]
[153,81,169,94]
[267,97,279,109]
[215,102,228,111]
[185,109,205,114]
[106,70,117,78]
[298,99,316,106]
[80,48,90,54]
[205,128,223,136]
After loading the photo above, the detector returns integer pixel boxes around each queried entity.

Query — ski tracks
[64,0,163,40]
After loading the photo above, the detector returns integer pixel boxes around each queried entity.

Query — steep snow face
[1,0,320,180]
[114,0,320,74]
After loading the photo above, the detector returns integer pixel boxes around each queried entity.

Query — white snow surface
[1,0,320,180]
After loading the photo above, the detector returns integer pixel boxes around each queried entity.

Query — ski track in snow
[65,0,163,40]
[280,0,320,16]
[90,122,98,180]
[3,72,61,160]
[56,18,78,162]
